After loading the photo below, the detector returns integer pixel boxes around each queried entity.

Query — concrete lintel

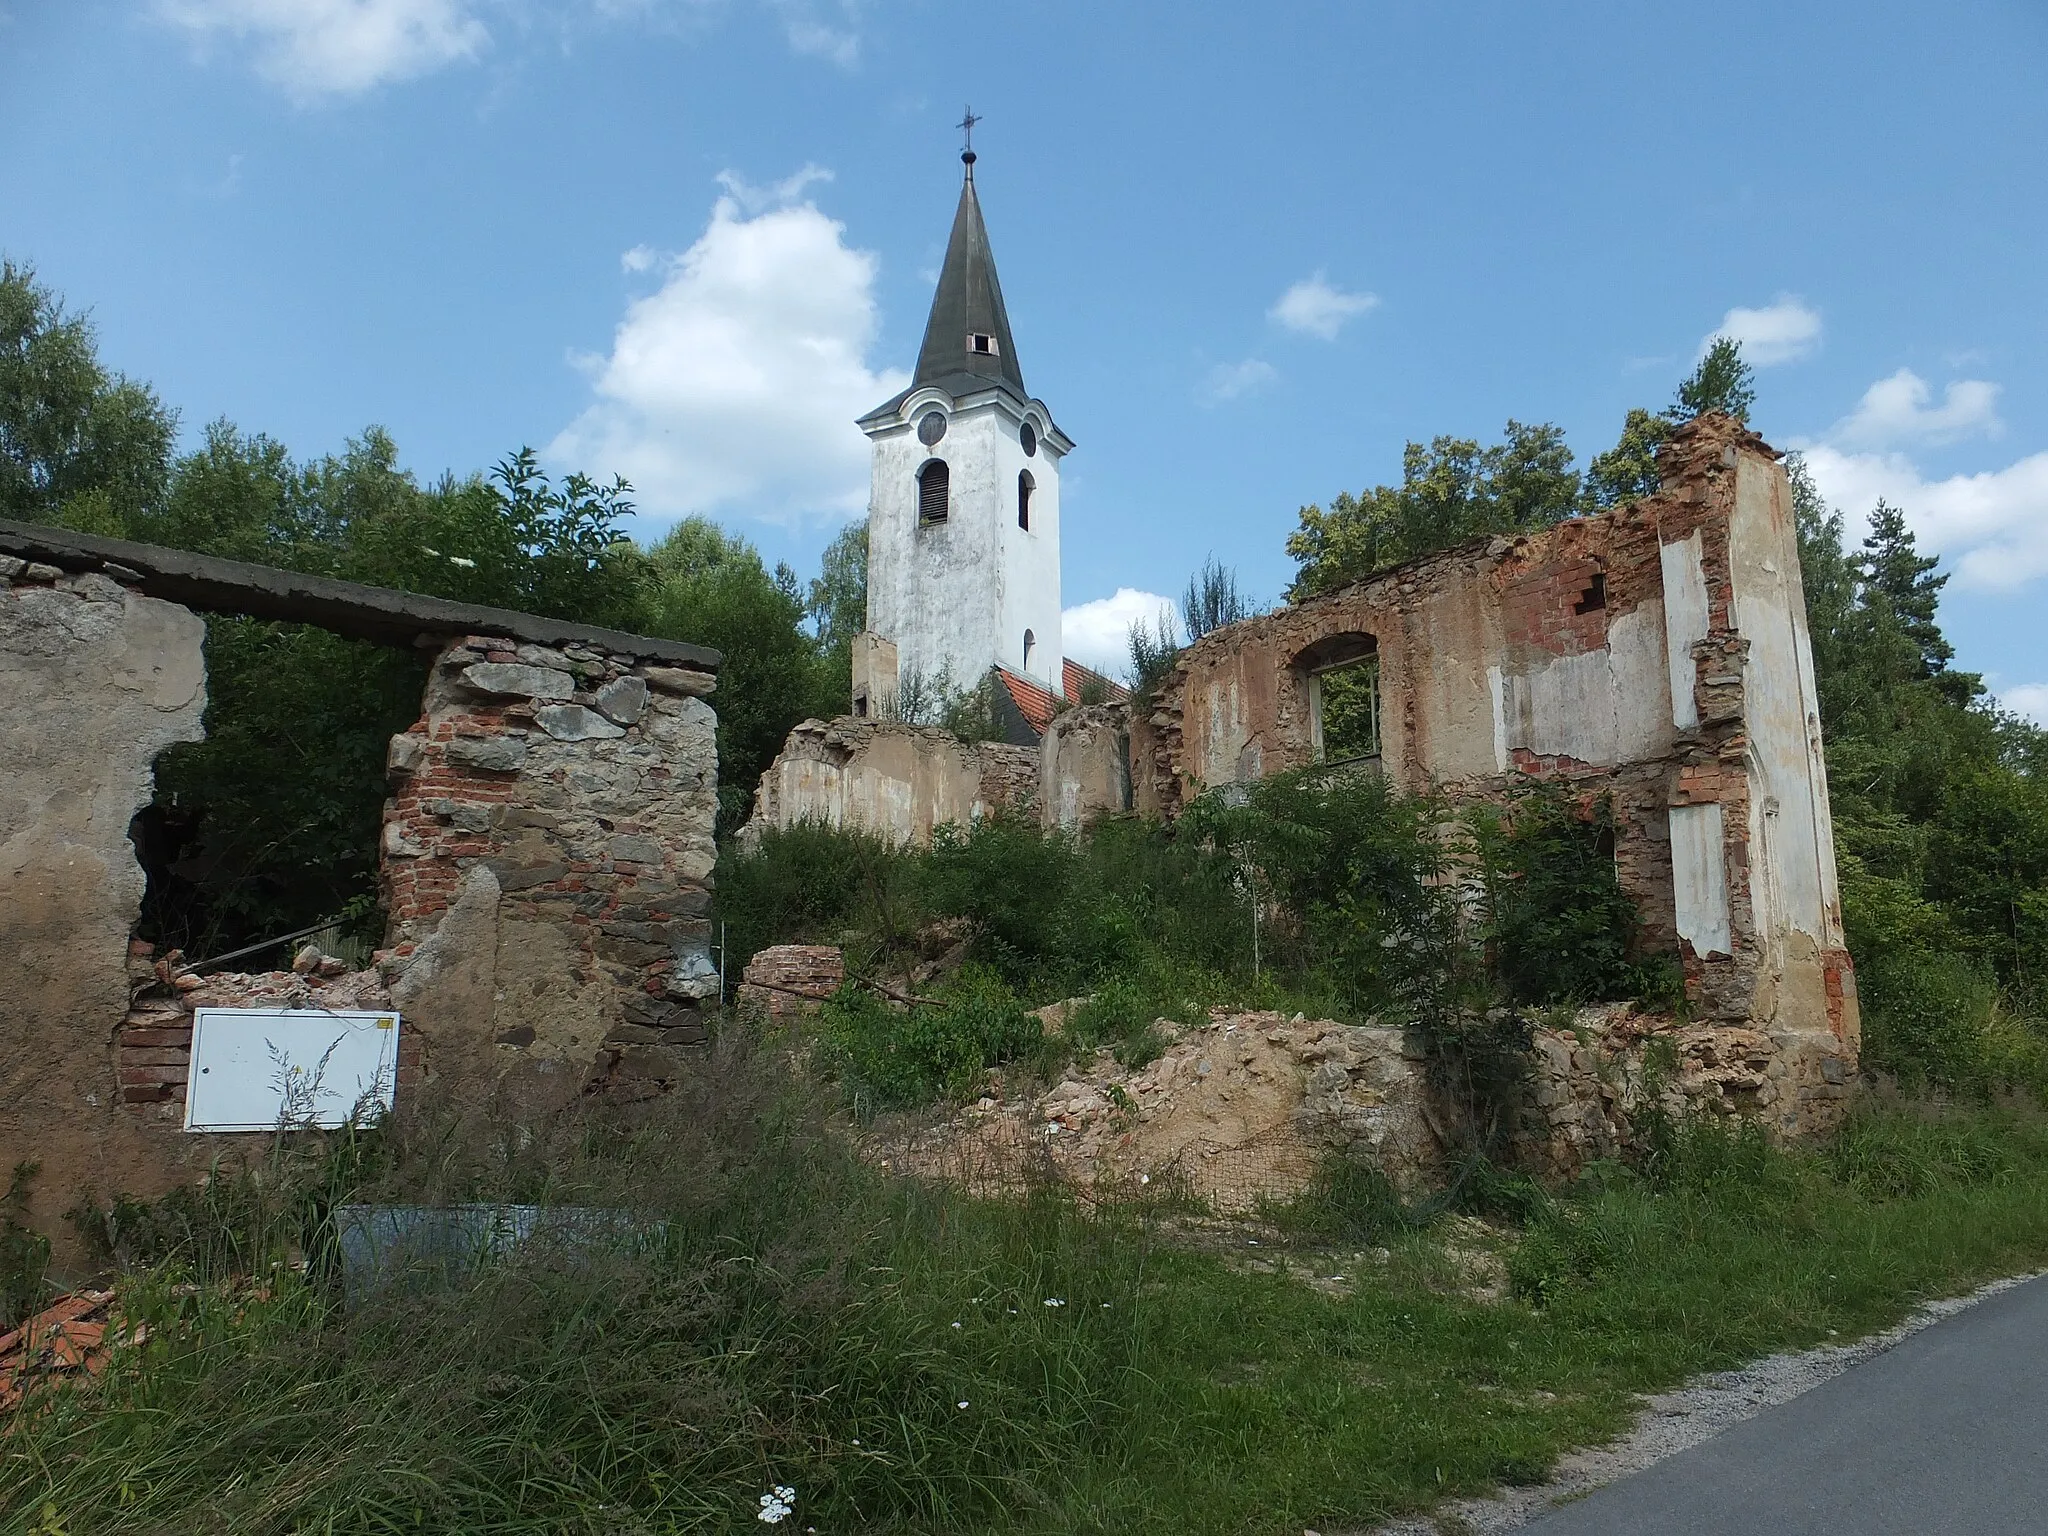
[0,519,721,672]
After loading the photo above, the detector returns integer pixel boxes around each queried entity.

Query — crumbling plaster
[0,566,211,1244]
[743,716,1037,846]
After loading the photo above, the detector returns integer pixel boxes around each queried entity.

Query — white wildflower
[1043,1298,1065,1307]
[447,555,477,569]
[957,1400,970,1409]
[757,1485,796,1524]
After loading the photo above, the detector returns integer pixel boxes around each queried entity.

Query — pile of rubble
[737,942,1860,1206]
[875,1010,1446,1212]
[0,1290,131,1410]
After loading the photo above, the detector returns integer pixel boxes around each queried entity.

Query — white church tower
[856,137,1073,722]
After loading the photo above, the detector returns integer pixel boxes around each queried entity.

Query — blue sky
[3,0,2044,714]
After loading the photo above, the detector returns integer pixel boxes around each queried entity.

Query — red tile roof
[994,661,1130,738]
[996,667,1057,733]
[1064,658,1129,705]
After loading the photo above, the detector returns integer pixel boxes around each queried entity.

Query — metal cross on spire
[958,105,982,166]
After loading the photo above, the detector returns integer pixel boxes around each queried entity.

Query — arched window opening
[1023,629,1036,673]
[917,459,950,525]
[1018,469,1034,530]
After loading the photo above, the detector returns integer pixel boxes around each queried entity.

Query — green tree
[1670,337,1756,423]
[807,518,868,651]
[645,519,842,830]
[1182,556,1257,640]
[1857,501,1959,685]
[1581,409,1673,512]
[1583,341,1760,511]
[0,261,175,533]
[1287,420,1580,598]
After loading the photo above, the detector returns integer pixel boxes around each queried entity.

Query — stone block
[483,858,569,892]
[461,662,575,700]
[387,733,426,774]
[445,735,529,772]
[608,834,664,865]
[642,665,717,696]
[594,675,649,725]
[534,704,625,741]
[427,799,497,833]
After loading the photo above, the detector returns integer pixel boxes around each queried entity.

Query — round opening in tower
[917,410,948,447]
[1019,420,1037,456]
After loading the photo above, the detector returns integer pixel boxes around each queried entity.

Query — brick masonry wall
[736,945,846,1022]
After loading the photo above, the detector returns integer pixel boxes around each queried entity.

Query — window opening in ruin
[1574,570,1607,615]
[853,685,870,717]
[1023,628,1036,672]
[1300,634,1382,768]
[918,458,950,524]
[1018,469,1034,529]
[128,624,423,968]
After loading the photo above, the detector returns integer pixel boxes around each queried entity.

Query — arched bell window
[917,459,950,525]
[1023,628,1036,672]
[1017,469,1034,530]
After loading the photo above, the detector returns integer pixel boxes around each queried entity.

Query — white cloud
[155,0,856,96]
[714,163,833,213]
[550,174,907,525]
[1199,358,1278,405]
[2001,683,2048,726]
[1269,272,1379,341]
[154,0,489,95]
[768,0,860,66]
[1705,297,1822,367]
[1799,443,2048,592]
[619,243,655,274]
[1061,589,1181,679]
[1827,368,2002,450]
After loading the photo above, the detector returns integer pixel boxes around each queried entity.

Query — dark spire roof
[910,152,1026,402]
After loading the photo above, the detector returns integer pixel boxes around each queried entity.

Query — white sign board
[184,1008,401,1133]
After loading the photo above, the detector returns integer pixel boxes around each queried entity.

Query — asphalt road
[1523,1273,2048,1535]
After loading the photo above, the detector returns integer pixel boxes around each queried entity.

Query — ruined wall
[1040,703,1132,831]
[0,562,208,1245]
[1124,418,1855,1133]
[377,637,721,1110]
[1,553,725,1267]
[745,717,1038,845]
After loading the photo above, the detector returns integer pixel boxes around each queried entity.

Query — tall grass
[15,1037,2048,1535]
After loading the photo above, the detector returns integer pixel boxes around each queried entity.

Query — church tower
[857,140,1072,716]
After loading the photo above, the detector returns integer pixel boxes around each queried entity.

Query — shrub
[1476,782,1642,1007]
[815,966,1043,1113]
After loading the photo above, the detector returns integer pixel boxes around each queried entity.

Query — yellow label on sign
[377,1017,396,1030]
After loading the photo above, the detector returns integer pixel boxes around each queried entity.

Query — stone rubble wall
[743,717,1038,846]
[862,990,1854,1204]
[1517,1004,1857,1175]
[876,1010,1444,1211]
[377,636,720,1110]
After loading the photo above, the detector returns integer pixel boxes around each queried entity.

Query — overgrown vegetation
[15,1051,2048,1534]
[721,768,1659,1124]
